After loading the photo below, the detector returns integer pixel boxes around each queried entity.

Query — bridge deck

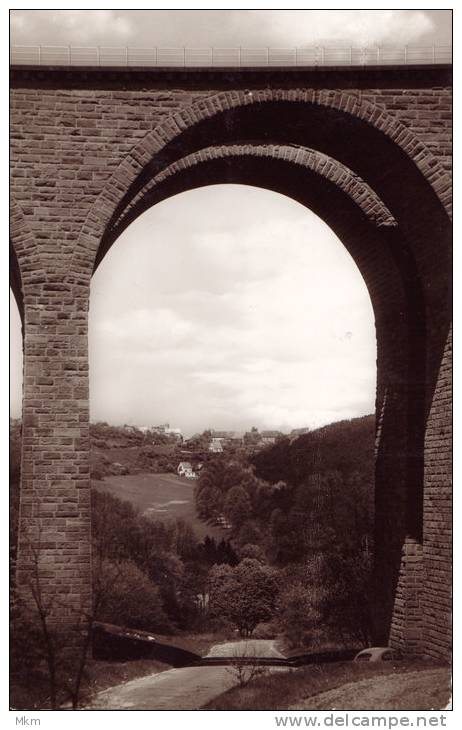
[10,44,451,69]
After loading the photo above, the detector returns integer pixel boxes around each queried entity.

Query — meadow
[93,472,228,540]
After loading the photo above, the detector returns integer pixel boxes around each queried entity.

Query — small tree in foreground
[225,644,269,687]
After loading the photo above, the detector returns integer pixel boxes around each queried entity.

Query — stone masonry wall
[10,67,452,658]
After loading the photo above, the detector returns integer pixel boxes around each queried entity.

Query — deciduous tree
[209,558,278,636]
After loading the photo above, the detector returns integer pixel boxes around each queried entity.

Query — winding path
[89,665,237,710]
[88,639,283,710]
[205,638,285,659]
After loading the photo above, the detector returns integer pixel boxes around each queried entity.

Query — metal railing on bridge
[10,44,452,68]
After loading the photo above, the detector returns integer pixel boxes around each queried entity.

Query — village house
[208,438,224,453]
[177,461,196,478]
[259,430,282,446]
[211,429,244,445]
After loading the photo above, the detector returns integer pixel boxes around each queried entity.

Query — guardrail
[10,45,452,68]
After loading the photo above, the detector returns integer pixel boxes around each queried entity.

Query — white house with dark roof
[177,461,194,477]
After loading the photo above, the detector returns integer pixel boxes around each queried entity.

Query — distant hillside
[89,422,208,480]
[251,415,375,486]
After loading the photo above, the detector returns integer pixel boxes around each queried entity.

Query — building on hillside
[177,461,195,478]
[260,430,282,446]
[211,429,244,444]
[209,438,224,453]
[153,423,183,441]
[211,430,231,439]
[152,423,170,433]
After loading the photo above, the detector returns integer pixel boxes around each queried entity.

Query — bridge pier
[389,539,424,654]
[15,278,92,630]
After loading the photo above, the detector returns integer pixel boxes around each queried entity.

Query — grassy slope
[204,661,450,711]
[292,668,451,711]
[93,472,229,541]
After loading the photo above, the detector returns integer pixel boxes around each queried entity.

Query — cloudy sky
[11,186,375,436]
[10,9,451,48]
[9,9,452,436]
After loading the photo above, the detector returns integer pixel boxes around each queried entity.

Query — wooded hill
[251,415,375,487]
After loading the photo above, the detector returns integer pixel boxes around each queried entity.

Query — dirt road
[89,664,237,710]
[88,639,283,710]
[205,639,285,658]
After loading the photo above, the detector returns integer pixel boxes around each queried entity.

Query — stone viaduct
[10,60,452,660]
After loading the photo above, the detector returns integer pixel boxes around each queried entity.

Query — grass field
[93,472,228,541]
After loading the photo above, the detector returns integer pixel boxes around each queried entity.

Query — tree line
[193,415,375,648]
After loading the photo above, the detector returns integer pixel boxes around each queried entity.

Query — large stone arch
[73,90,451,279]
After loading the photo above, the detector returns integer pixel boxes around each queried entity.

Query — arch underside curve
[112,92,451,228]
[75,93,451,280]
[111,144,397,234]
[98,144,397,273]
